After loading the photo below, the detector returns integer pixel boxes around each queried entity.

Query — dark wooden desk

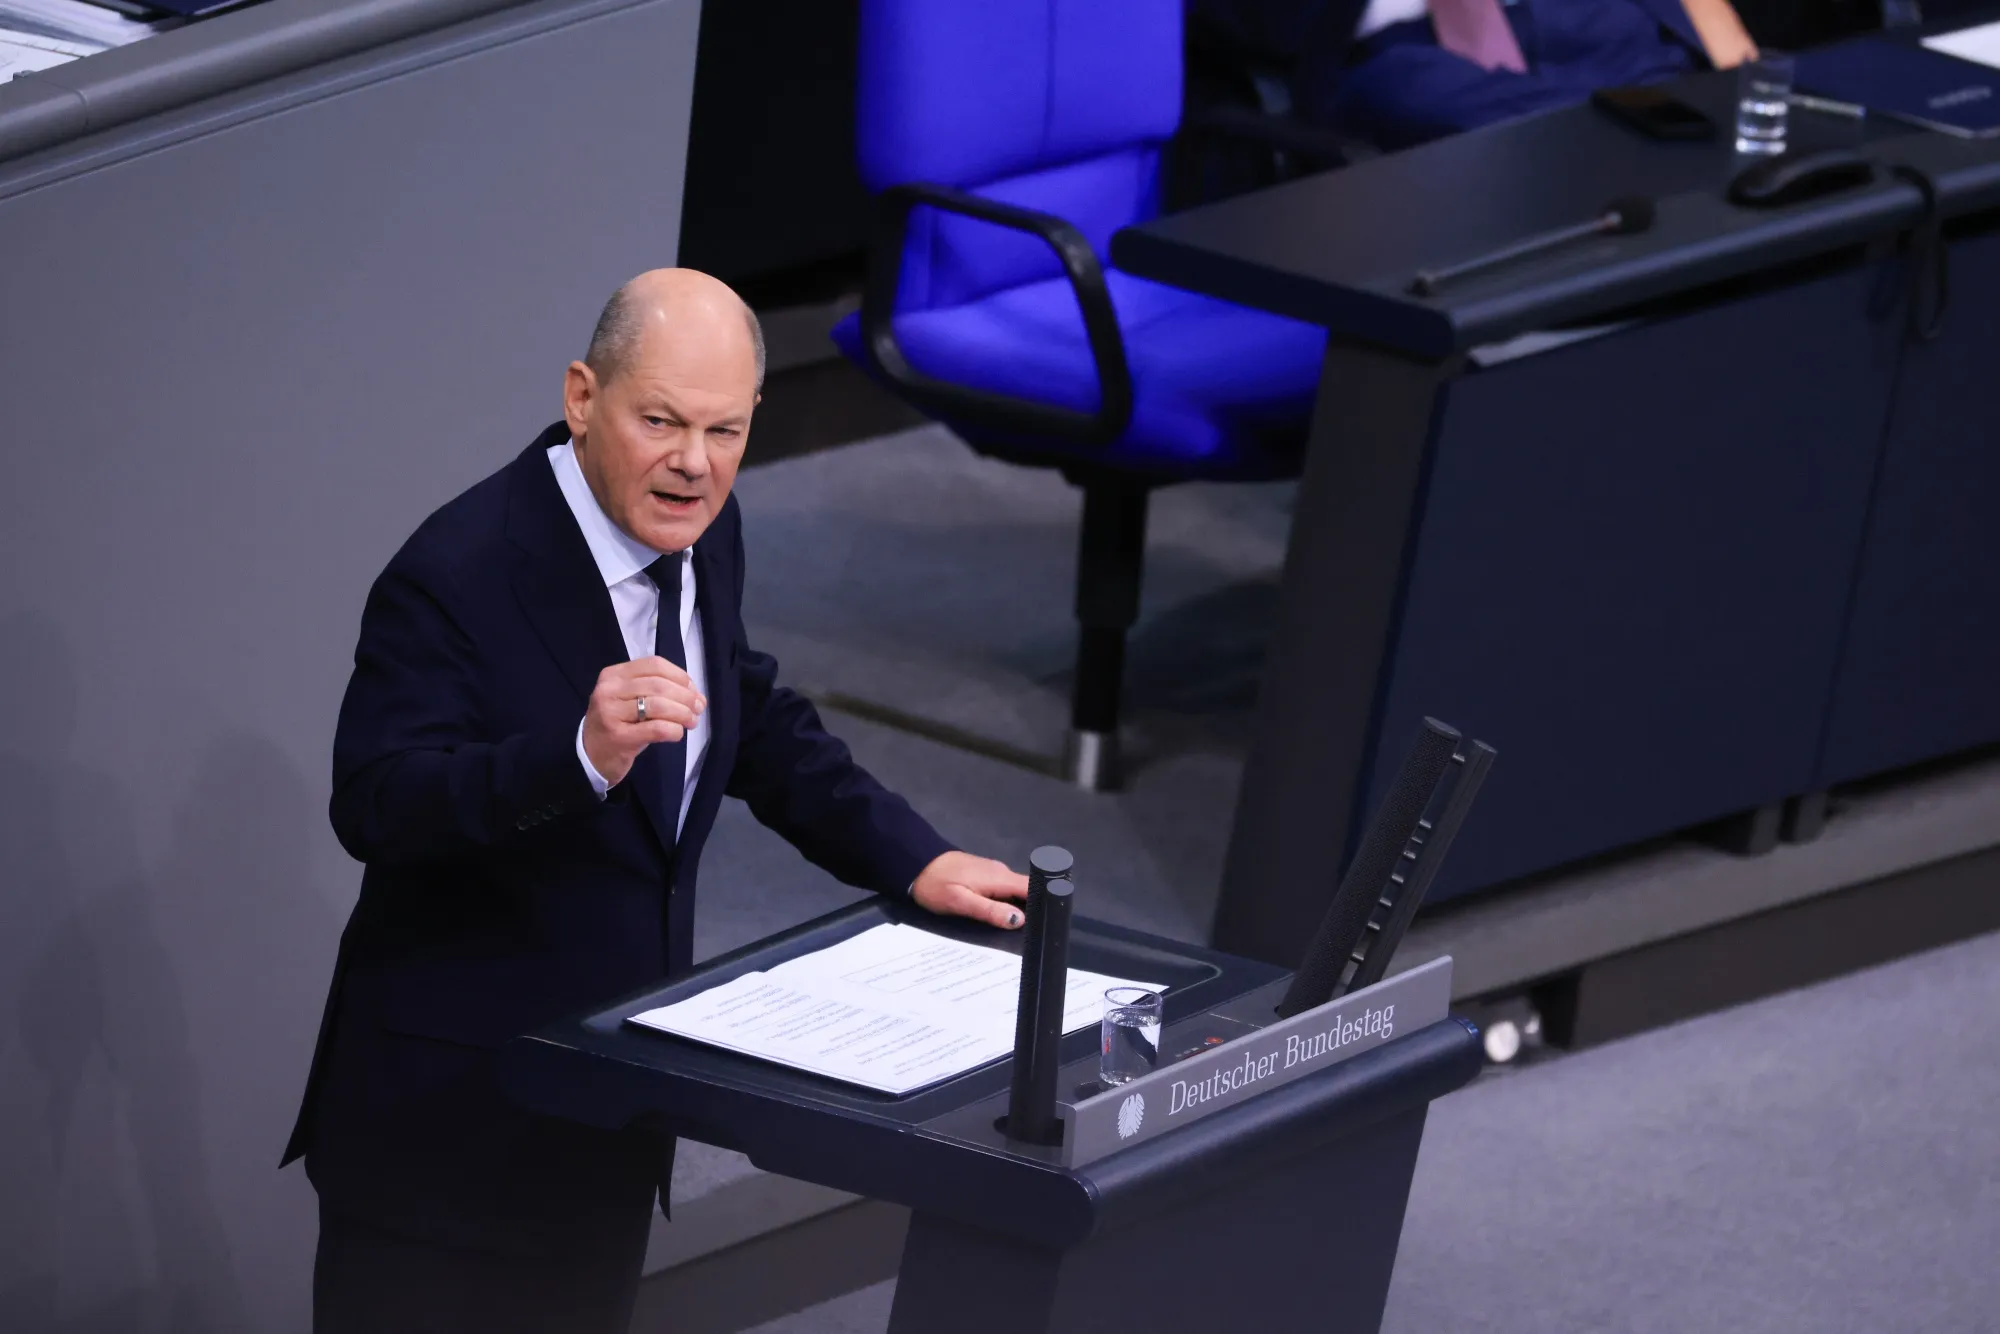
[1113,74,2000,965]
[1117,73,2000,355]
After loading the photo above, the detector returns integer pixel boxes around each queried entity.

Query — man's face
[563,314,756,554]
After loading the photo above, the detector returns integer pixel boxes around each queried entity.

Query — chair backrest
[856,0,1183,312]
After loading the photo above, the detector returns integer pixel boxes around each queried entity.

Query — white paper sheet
[0,29,87,83]
[0,0,153,49]
[1924,20,2000,73]
[628,923,1165,1094]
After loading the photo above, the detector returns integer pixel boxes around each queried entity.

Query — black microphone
[1277,720,1460,1018]
[1275,719,1498,1018]
[1005,845,1076,1146]
[1408,195,1656,297]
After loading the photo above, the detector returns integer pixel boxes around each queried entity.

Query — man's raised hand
[581,656,706,787]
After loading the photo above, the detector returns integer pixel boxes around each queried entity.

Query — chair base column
[1061,728,1121,791]
[1068,478,1150,793]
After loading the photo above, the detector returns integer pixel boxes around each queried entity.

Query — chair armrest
[860,181,1133,446]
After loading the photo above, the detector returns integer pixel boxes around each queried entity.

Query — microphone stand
[1005,845,1076,1145]
[1409,196,1656,297]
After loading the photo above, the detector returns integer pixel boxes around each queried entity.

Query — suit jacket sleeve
[720,511,955,895]
[329,551,597,866]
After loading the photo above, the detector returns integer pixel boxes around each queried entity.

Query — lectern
[509,901,1476,1334]
[508,724,1493,1334]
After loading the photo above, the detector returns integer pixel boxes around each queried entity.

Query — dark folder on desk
[137,0,263,16]
[89,0,263,18]
[1799,37,2000,138]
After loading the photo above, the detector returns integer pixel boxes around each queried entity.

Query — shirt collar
[547,438,670,589]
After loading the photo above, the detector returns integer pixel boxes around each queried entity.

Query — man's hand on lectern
[912,852,1031,930]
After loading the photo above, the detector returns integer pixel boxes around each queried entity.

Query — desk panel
[1818,226,2000,785]
[1364,264,1899,900]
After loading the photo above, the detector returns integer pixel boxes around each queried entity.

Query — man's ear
[563,361,597,441]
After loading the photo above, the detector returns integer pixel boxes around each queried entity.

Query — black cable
[1889,163,1949,345]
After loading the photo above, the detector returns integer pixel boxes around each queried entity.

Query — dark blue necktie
[644,552,688,838]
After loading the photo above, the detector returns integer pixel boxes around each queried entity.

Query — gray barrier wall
[0,0,701,1325]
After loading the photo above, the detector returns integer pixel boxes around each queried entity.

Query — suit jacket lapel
[503,427,678,853]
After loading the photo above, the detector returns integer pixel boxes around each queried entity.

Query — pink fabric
[1430,0,1528,72]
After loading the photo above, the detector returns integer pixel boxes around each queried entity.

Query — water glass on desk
[1100,987,1163,1086]
[1736,52,1795,155]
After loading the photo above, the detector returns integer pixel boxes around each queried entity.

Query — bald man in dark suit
[287,269,1031,1333]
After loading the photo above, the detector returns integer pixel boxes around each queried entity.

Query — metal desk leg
[1212,341,1461,966]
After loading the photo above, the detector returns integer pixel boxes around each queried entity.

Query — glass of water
[1100,986,1163,1086]
[1736,52,1795,156]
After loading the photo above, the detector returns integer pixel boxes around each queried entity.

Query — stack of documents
[1,0,156,45]
[629,923,1165,1095]
[1924,20,2000,75]
[1800,31,2000,138]
[0,25,91,81]
[1,0,159,85]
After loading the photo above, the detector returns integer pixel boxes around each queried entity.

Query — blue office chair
[831,0,1329,789]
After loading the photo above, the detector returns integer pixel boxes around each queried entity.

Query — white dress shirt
[1357,0,1431,39]
[548,440,709,836]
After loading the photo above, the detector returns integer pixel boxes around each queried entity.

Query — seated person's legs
[1304,29,1581,149]
[1290,0,1699,149]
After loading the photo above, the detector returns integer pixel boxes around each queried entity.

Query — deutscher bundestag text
[1167,1004,1397,1116]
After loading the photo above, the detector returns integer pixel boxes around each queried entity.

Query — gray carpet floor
[696,423,1291,960]
[688,428,1998,1332]
[730,423,1291,777]
[745,929,2000,1334]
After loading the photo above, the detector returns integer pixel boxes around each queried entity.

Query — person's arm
[725,632,954,894]
[329,556,598,865]
[331,556,705,866]
[713,505,945,893]
[726,641,1027,925]
[713,501,1027,925]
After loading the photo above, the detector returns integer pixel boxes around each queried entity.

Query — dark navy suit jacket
[1199,0,1705,150]
[285,424,952,1251]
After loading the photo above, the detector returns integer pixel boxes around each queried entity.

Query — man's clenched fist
[581,656,706,787]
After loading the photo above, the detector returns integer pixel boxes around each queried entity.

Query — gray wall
[0,0,700,1326]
